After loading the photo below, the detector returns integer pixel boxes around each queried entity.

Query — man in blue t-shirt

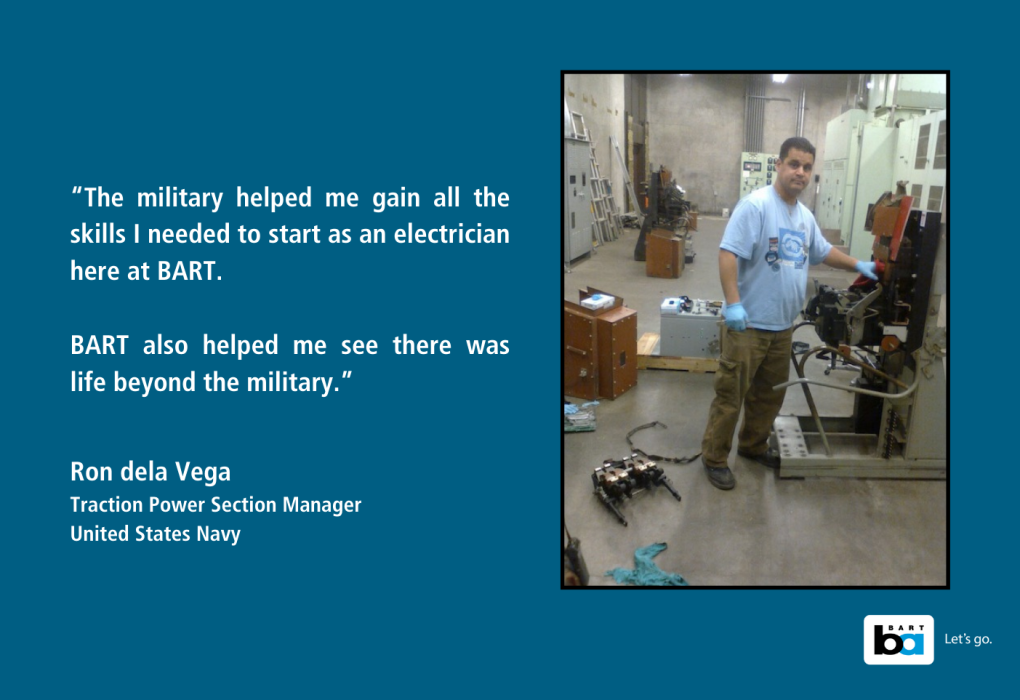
[701,137,878,490]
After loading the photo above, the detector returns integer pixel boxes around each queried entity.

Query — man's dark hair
[779,137,815,161]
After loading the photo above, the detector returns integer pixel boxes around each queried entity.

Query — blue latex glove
[723,302,748,331]
[855,261,878,281]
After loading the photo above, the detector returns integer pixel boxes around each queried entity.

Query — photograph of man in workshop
[562,72,946,587]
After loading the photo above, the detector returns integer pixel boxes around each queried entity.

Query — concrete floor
[563,216,947,586]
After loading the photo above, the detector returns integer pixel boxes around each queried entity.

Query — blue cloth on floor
[606,542,689,586]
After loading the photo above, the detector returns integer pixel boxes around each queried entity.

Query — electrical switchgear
[739,151,780,199]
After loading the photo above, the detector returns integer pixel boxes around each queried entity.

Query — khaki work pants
[701,326,793,467]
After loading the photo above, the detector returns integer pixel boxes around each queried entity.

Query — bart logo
[864,615,934,665]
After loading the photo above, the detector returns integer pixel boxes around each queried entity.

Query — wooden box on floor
[564,302,598,400]
[646,228,683,278]
[595,306,638,399]
[564,290,639,401]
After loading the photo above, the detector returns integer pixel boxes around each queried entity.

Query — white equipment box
[659,298,722,358]
[580,294,615,311]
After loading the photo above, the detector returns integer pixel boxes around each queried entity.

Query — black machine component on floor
[592,455,681,526]
[634,166,693,261]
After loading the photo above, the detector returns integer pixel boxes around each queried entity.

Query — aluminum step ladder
[611,135,641,217]
[571,112,623,245]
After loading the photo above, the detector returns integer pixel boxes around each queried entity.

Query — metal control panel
[739,152,780,199]
[564,138,593,262]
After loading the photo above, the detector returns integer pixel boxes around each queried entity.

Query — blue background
[4,3,987,696]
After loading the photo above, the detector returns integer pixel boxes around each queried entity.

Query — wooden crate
[596,307,637,399]
[645,229,683,278]
[636,333,719,373]
[564,304,598,399]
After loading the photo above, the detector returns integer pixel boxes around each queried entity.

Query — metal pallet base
[774,415,946,480]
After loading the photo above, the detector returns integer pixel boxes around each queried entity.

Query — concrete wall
[646,73,860,215]
[646,74,745,216]
[564,74,626,213]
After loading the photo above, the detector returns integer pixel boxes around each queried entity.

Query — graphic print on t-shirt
[778,227,806,269]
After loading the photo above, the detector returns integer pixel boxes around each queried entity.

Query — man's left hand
[855,261,878,281]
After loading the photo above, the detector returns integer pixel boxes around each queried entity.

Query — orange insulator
[881,335,901,353]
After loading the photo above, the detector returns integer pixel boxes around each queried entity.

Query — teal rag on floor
[606,542,689,586]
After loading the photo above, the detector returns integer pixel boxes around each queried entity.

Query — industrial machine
[634,166,693,262]
[739,151,780,199]
[772,199,946,478]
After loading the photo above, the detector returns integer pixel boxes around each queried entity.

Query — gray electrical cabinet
[817,109,897,260]
[867,73,947,114]
[819,78,945,258]
[892,109,947,217]
[846,120,897,260]
[659,298,722,357]
[564,137,593,262]
[817,109,867,232]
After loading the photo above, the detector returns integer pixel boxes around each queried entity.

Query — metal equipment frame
[773,210,946,479]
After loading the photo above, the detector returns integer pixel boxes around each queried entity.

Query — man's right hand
[723,302,748,331]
